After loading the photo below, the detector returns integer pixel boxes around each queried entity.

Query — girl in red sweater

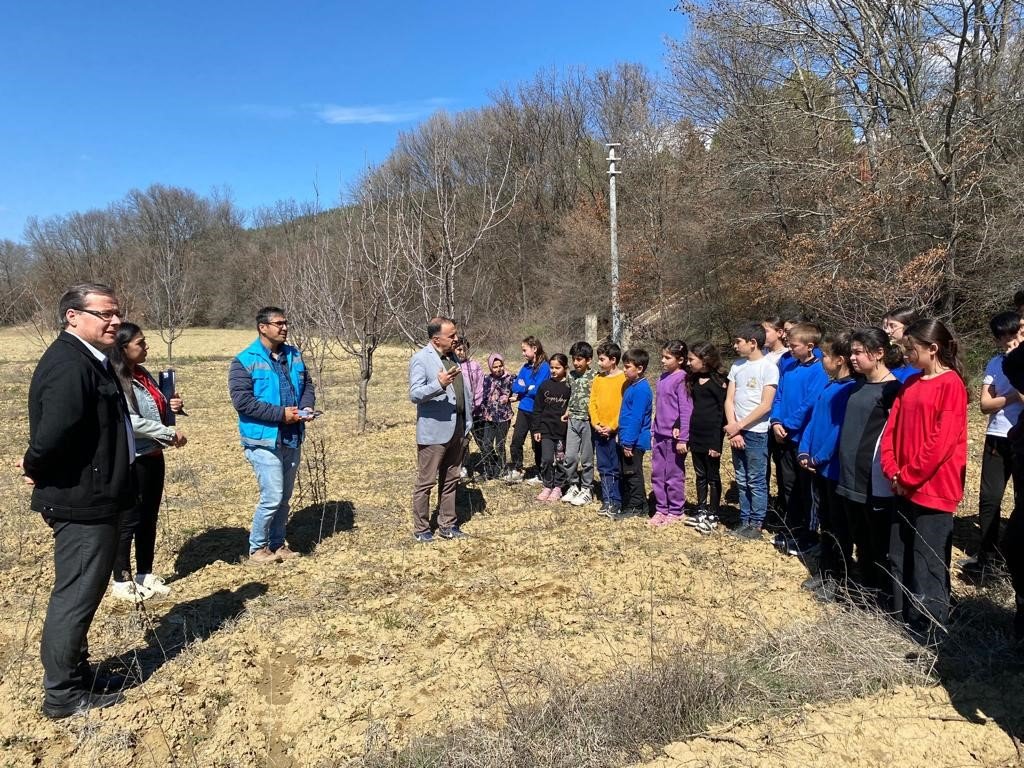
[881,319,968,640]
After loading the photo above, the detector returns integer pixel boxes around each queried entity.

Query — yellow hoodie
[589,370,626,431]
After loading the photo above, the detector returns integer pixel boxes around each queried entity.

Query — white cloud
[316,98,451,125]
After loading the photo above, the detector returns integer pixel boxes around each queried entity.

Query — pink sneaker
[536,487,552,502]
[648,512,670,527]
[548,487,562,502]
[665,513,685,525]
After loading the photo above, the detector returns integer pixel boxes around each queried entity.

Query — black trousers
[113,453,165,581]
[1007,445,1024,602]
[766,430,789,529]
[480,420,510,478]
[690,449,722,513]
[977,435,1021,562]
[509,410,541,473]
[539,436,567,489]
[41,516,119,707]
[889,500,954,632]
[621,448,647,510]
[779,440,812,542]
[814,476,849,583]
[842,494,893,604]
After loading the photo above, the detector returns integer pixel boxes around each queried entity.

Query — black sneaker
[603,504,624,520]
[42,690,123,720]
[801,575,825,592]
[438,526,468,540]
[738,524,763,540]
[620,506,648,518]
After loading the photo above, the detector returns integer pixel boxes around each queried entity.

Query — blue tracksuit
[511,361,551,413]
[891,364,918,383]
[797,376,857,482]
[770,356,830,446]
[618,378,653,451]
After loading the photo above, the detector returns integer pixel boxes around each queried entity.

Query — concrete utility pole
[606,142,622,346]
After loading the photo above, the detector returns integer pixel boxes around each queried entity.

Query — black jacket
[530,378,570,439]
[1005,345,1024,459]
[23,331,135,521]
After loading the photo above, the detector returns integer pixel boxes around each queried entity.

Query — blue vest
[235,339,307,448]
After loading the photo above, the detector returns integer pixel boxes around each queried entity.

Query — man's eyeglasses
[77,308,122,322]
[263,320,289,328]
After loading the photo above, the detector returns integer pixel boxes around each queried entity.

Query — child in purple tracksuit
[650,340,693,526]
[455,339,485,478]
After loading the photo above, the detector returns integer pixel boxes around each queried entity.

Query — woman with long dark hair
[107,322,187,602]
[881,319,968,640]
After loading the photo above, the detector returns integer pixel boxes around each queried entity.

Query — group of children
[455,299,1024,642]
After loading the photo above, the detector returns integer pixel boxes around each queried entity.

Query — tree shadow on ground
[933,592,1024,750]
[287,500,355,553]
[103,581,269,685]
[174,526,250,579]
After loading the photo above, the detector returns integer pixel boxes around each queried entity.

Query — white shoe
[135,573,171,597]
[111,580,152,603]
[570,488,593,506]
[505,469,524,484]
[562,486,580,504]
[525,475,544,486]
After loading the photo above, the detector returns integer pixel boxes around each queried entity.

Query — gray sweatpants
[563,417,594,488]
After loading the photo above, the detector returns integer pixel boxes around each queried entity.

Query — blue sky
[0,2,685,241]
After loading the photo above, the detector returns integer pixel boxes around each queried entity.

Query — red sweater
[880,372,967,513]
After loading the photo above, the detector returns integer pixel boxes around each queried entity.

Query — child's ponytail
[904,319,966,383]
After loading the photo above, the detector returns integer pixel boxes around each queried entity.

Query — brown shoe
[249,546,282,564]
[274,545,301,561]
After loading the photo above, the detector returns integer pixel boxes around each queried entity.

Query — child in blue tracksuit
[614,348,654,519]
[506,335,552,483]
[798,332,857,596]
[769,323,830,552]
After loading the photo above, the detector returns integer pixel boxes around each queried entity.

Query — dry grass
[0,325,1017,768]
[357,607,930,768]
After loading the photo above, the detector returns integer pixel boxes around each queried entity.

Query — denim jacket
[128,367,176,457]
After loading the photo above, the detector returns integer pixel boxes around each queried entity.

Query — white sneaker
[111,580,152,603]
[135,573,171,597]
[570,488,593,506]
[525,475,544,486]
[562,486,580,504]
[505,469,524,484]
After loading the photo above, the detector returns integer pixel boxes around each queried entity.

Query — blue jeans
[595,433,621,506]
[244,446,300,553]
[732,430,769,527]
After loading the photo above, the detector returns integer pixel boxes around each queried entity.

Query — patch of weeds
[356,607,929,768]
[377,610,411,631]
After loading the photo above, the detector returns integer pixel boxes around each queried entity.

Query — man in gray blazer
[409,316,474,542]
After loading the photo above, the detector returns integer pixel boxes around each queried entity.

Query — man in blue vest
[229,306,316,563]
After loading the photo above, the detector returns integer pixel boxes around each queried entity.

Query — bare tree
[122,185,211,363]
[379,110,521,342]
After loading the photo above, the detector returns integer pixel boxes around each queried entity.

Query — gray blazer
[409,343,474,446]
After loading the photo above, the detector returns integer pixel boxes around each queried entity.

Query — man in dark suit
[18,283,136,718]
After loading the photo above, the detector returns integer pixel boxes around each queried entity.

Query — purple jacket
[654,369,693,441]
[459,359,485,413]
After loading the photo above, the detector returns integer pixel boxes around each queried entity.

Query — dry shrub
[355,606,930,768]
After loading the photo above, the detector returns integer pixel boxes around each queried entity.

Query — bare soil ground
[0,328,1019,767]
